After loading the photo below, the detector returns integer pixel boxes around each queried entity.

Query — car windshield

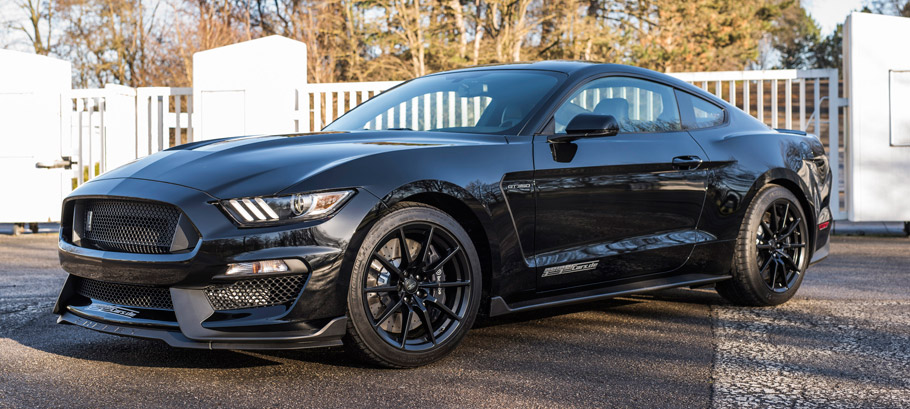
[324,70,565,135]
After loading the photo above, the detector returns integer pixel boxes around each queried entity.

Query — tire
[344,202,482,368]
[716,184,811,306]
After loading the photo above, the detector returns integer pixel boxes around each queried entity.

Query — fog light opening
[225,260,290,276]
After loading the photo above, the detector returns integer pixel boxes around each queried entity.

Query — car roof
[437,60,601,74]
[431,61,703,98]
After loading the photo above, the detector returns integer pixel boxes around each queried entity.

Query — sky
[804,0,869,35]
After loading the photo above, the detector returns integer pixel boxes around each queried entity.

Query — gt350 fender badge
[541,261,600,277]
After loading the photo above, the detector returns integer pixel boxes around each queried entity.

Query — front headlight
[221,190,354,225]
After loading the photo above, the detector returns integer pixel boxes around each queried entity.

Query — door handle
[672,155,702,170]
[35,156,75,170]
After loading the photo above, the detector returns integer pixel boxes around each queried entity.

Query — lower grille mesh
[76,277,174,309]
[205,275,305,311]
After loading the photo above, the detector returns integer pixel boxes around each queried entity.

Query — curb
[832,221,908,237]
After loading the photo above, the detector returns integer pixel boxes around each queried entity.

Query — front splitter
[57,312,347,350]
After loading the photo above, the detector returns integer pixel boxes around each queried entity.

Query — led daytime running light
[223,190,353,224]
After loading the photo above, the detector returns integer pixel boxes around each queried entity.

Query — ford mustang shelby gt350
[54,61,831,367]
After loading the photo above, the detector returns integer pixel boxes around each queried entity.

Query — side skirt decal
[541,261,600,278]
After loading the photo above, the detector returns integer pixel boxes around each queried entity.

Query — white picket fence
[295,81,498,132]
[671,69,845,219]
[67,85,192,184]
[294,81,399,131]
[66,68,846,218]
[288,70,844,219]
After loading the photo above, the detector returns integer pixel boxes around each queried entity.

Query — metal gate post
[827,69,849,221]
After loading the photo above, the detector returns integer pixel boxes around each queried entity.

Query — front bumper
[54,177,380,349]
[810,221,831,265]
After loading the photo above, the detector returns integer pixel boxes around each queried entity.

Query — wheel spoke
[415,301,437,345]
[769,259,779,289]
[417,226,435,267]
[399,305,414,348]
[780,259,792,288]
[757,243,774,250]
[760,221,775,238]
[780,203,790,232]
[374,253,406,280]
[779,252,800,273]
[364,285,398,294]
[374,298,404,327]
[782,243,806,249]
[769,207,780,234]
[759,256,774,280]
[779,217,802,239]
[419,280,470,289]
[425,245,461,272]
[398,228,412,269]
[426,295,461,321]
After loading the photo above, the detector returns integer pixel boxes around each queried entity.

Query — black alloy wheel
[755,199,808,293]
[363,222,471,351]
[345,202,481,367]
[716,185,810,306]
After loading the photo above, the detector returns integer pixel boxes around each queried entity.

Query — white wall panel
[844,12,910,221]
[0,50,71,223]
[193,36,307,140]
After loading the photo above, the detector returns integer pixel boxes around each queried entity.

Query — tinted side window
[551,77,682,134]
[678,92,725,129]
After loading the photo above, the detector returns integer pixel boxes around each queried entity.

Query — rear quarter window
[677,91,725,129]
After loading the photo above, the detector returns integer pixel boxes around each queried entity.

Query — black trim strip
[488,273,730,316]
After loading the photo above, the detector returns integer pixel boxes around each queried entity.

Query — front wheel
[344,203,481,368]
[716,185,810,306]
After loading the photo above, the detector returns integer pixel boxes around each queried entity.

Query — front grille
[76,277,174,309]
[204,275,305,311]
[79,199,181,254]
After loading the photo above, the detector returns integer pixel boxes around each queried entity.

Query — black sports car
[54,61,831,367]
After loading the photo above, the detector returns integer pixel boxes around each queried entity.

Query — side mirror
[548,114,619,143]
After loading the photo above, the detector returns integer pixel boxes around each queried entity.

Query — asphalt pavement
[0,234,907,408]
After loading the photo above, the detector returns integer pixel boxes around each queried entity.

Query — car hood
[91,131,506,199]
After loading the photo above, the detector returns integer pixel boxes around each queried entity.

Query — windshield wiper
[386,128,414,131]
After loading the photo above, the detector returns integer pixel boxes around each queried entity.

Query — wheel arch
[367,180,501,315]
[746,168,818,253]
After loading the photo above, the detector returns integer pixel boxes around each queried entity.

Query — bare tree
[871,0,910,17]
[449,0,468,59]
[10,0,802,86]
[10,0,54,54]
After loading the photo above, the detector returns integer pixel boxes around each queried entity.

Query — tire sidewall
[346,204,482,367]
[737,186,810,305]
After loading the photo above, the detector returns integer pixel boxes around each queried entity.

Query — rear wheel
[716,185,810,306]
[344,203,481,368]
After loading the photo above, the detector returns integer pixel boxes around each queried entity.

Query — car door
[533,76,709,291]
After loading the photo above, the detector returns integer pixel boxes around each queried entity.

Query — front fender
[374,180,505,310]
[273,141,535,304]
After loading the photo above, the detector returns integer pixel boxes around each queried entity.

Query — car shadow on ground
[4,286,726,371]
